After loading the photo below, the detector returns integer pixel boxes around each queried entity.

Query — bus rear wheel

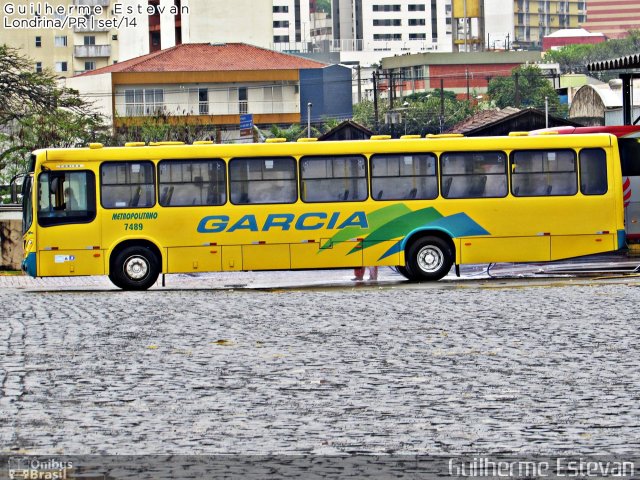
[405,236,453,281]
[110,246,160,290]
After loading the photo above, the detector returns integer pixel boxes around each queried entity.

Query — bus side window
[300,155,367,203]
[441,151,507,199]
[511,150,577,197]
[101,161,156,209]
[158,159,226,207]
[579,148,608,195]
[229,157,296,205]
[370,153,438,201]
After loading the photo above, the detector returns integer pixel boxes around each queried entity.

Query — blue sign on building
[240,114,253,130]
[240,114,253,138]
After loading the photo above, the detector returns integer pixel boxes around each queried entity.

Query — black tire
[109,246,160,290]
[405,236,454,281]
[395,265,412,279]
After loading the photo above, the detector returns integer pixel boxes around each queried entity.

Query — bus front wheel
[110,246,160,290]
[405,236,453,281]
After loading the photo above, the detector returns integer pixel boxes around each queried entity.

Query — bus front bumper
[22,252,37,278]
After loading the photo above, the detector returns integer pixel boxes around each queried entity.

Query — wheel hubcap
[417,245,444,273]
[124,255,149,280]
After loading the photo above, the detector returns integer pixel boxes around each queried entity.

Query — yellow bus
[21,133,625,290]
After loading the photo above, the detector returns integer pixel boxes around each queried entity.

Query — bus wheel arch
[109,240,162,290]
[402,231,455,281]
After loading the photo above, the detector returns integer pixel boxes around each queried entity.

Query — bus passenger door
[36,170,103,276]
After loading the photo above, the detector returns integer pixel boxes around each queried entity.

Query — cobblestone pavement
[1,268,640,456]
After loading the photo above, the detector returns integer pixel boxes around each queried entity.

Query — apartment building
[512,0,586,48]
[332,0,453,53]
[0,0,121,77]
[0,0,274,76]
[581,0,640,39]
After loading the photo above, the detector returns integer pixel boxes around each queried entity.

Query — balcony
[74,44,111,58]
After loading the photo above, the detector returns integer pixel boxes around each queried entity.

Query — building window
[229,157,297,204]
[409,19,426,26]
[373,19,402,26]
[54,36,67,47]
[273,5,289,13]
[124,88,164,116]
[273,20,290,28]
[431,0,438,39]
[35,36,42,47]
[408,4,426,11]
[84,61,96,71]
[35,62,42,73]
[373,5,401,12]
[373,33,402,41]
[273,35,290,43]
[409,33,427,40]
[55,61,68,73]
[198,88,208,115]
[239,87,248,115]
[84,35,96,45]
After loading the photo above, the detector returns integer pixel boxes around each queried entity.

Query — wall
[0,210,22,270]
[300,65,353,122]
[66,73,114,123]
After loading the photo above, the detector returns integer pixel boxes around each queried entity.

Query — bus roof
[32,133,618,166]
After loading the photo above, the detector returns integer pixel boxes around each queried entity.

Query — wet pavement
[1,266,640,456]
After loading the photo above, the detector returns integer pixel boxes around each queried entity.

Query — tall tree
[487,65,566,117]
[0,44,108,188]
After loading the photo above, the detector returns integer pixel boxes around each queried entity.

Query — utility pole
[357,63,362,103]
[545,96,549,128]
[440,78,445,133]
[373,71,379,131]
[466,69,470,101]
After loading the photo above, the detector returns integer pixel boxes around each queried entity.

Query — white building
[331,0,453,61]
[272,0,313,51]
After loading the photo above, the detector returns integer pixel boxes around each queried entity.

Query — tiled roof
[447,107,522,134]
[76,43,328,76]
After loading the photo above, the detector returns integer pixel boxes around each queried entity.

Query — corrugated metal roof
[587,53,640,72]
